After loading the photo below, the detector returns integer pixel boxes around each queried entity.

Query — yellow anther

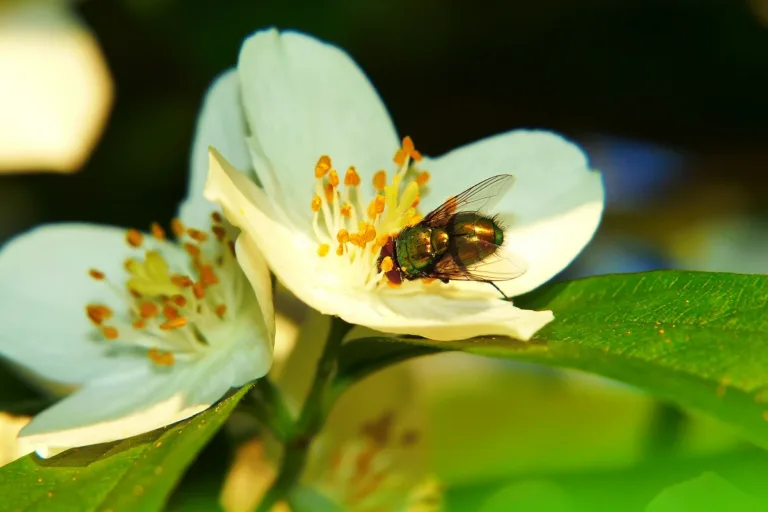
[211,211,223,223]
[340,204,352,218]
[411,196,420,208]
[140,301,159,318]
[416,170,430,187]
[311,195,322,212]
[402,136,415,152]
[215,304,227,319]
[88,269,105,280]
[163,305,179,320]
[337,229,350,245]
[375,234,390,248]
[126,229,143,248]
[363,224,376,242]
[317,244,330,257]
[394,136,422,165]
[328,169,340,188]
[336,244,344,256]
[386,280,402,288]
[344,166,361,186]
[86,304,113,325]
[373,170,387,190]
[374,195,386,214]
[200,265,219,286]
[187,228,208,242]
[349,233,365,247]
[184,242,200,258]
[171,275,193,288]
[171,218,185,238]
[148,348,174,366]
[172,295,187,307]
[193,282,206,299]
[212,226,227,241]
[102,326,119,340]
[132,319,146,330]
[324,183,335,204]
[151,222,166,240]
[315,155,332,178]
[380,256,394,272]
[160,316,188,330]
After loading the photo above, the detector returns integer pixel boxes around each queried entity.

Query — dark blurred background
[2,0,768,277]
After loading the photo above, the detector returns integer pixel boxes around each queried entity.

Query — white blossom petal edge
[203,28,604,342]
[0,219,273,456]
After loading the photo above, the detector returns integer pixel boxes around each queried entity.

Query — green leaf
[646,472,762,512]
[335,271,768,450]
[0,385,251,512]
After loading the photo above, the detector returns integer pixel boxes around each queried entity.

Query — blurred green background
[2,0,768,510]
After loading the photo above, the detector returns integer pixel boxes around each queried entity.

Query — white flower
[201,29,604,342]
[0,212,274,457]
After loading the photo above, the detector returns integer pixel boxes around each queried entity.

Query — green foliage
[646,472,762,512]
[338,271,768,450]
[0,386,250,512]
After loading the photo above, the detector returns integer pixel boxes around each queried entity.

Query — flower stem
[255,315,353,511]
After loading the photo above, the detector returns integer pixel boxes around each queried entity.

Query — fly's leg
[488,281,512,301]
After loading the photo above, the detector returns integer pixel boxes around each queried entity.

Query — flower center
[84,213,244,367]
[319,411,443,512]
[310,136,431,290]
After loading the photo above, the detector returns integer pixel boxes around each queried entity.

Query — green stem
[255,316,352,512]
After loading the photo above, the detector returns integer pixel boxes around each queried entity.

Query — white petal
[349,292,553,342]
[422,130,604,297]
[234,233,275,344]
[237,29,398,220]
[0,224,154,384]
[18,342,250,452]
[181,69,255,229]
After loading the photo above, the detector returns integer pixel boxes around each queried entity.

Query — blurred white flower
[0,413,31,467]
[0,0,113,172]
[201,29,604,342]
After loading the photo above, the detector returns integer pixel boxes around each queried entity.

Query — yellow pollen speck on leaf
[328,169,340,188]
[315,155,331,178]
[373,170,387,190]
[340,204,352,218]
[89,269,105,280]
[311,195,322,212]
[317,244,330,257]
[160,317,187,330]
[380,256,394,272]
[171,218,185,238]
[151,222,166,240]
[344,166,361,186]
[126,229,143,248]
[148,348,174,366]
[102,326,119,340]
[416,170,430,187]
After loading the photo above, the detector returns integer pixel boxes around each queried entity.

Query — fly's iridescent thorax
[394,225,449,279]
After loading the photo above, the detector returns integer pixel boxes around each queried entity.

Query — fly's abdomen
[449,212,503,266]
[395,226,437,279]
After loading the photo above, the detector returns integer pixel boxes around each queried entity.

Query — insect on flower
[376,174,526,299]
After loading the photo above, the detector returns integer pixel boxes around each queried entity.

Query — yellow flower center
[309,136,430,289]
[84,212,244,367]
